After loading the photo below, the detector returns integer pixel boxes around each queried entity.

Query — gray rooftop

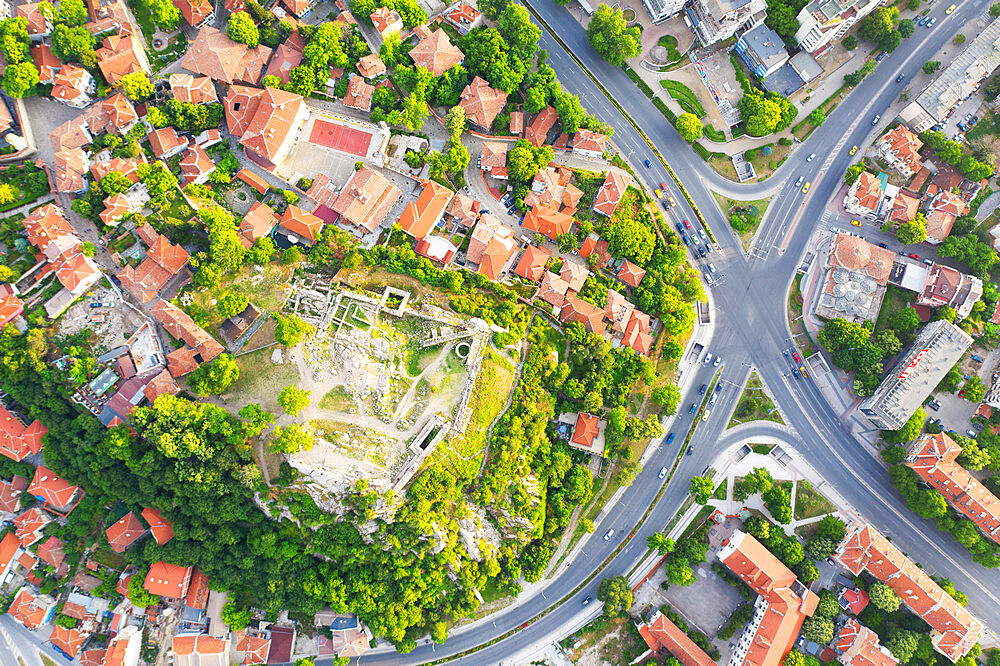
[915,17,1000,122]
[741,23,788,68]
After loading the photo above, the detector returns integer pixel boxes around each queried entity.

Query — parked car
[682,234,691,246]
[908,252,920,259]
[971,354,985,363]
[872,114,881,125]
[686,446,693,455]
[697,246,706,258]
[922,258,933,265]
[704,353,713,365]
[878,242,888,248]
[699,383,707,394]
[919,16,928,25]
[655,188,663,198]
[875,52,885,62]
[792,367,801,379]
[660,182,667,189]
[699,230,708,242]
[666,195,676,207]
[927,17,936,26]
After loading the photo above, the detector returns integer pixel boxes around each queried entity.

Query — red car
[660,182,667,189]
[792,352,802,363]
[908,253,920,259]
[683,219,692,229]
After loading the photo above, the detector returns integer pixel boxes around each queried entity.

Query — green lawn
[874,284,916,334]
[713,478,728,500]
[713,192,772,249]
[660,80,706,117]
[793,480,836,520]
[318,386,356,412]
[126,0,156,41]
[729,372,784,427]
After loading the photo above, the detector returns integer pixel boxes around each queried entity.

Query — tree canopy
[586,4,641,67]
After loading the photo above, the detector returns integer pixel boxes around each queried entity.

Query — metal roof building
[860,320,973,429]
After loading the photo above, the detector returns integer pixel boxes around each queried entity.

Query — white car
[658,467,667,479]
[704,352,713,365]
[714,356,721,367]
[604,529,615,541]
[806,153,815,162]
[795,176,804,188]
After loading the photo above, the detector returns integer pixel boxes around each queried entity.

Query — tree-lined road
[352,0,1000,662]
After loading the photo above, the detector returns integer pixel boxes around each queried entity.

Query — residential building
[905,433,1000,544]
[477,229,518,280]
[13,507,49,547]
[152,299,225,368]
[142,507,175,545]
[276,205,323,246]
[370,7,402,36]
[414,236,458,264]
[85,92,139,136]
[169,72,219,104]
[735,23,789,78]
[536,270,571,308]
[179,144,216,185]
[105,626,143,666]
[173,634,230,666]
[398,179,453,239]
[560,296,605,333]
[444,2,482,32]
[513,245,552,282]
[224,85,308,168]
[480,141,508,179]
[173,0,214,27]
[356,53,386,79]
[0,286,23,329]
[719,530,819,666]
[8,587,56,629]
[238,201,278,248]
[526,106,558,146]
[0,475,27,515]
[925,189,967,244]
[573,129,608,158]
[181,26,273,84]
[235,630,271,665]
[185,567,210,610]
[36,535,68,576]
[640,0,687,22]
[835,619,897,666]
[686,0,767,46]
[522,203,574,242]
[876,127,924,179]
[524,166,581,210]
[50,115,91,153]
[794,0,881,54]
[0,404,47,462]
[28,466,84,514]
[51,65,96,108]
[409,25,464,77]
[145,561,193,598]
[835,522,982,661]
[916,263,982,319]
[622,309,653,356]
[890,192,920,223]
[96,33,151,85]
[343,76,374,111]
[566,412,605,455]
[618,260,646,288]
[143,369,179,403]
[117,229,190,303]
[901,18,1000,132]
[594,171,632,217]
[105,512,146,552]
[560,260,588,292]
[149,127,189,160]
[50,625,90,658]
[17,3,51,37]
[446,192,479,227]
[326,166,401,234]
[860,320,973,429]
[459,76,508,131]
[31,44,60,83]
[845,171,884,217]
[638,610,717,666]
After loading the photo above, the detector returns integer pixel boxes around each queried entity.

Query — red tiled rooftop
[106,512,146,553]
[142,507,175,545]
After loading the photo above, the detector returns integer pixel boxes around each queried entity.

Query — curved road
[352,1,999,663]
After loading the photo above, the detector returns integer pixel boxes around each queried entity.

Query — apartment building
[794,0,881,54]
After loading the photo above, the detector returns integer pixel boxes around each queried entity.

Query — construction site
[279,277,494,510]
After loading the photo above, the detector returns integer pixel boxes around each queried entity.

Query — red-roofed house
[143,368,179,403]
[480,141,508,179]
[36,535,68,576]
[51,65,96,108]
[79,649,107,666]
[560,296,605,333]
[277,205,323,246]
[720,530,819,666]
[223,85,308,168]
[522,203,574,242]
[926,189,968,244]
[0,474,27,514]
[845,171,883,217]
[617,260,645,288]
[181,26,272,85]
[414,236,458,264]
[179,144,217,185]
[0,405,47,461]
[477,231,518,281]
[573,129,608,158]
[445,3,482,33]
[890,192,920,223]
[398,179,453,239]
[173,634,230,666]
[173,0,215,28]
[236,630,271,664]
[370,7,402,37]
[13,507,49,547]
[28,466,83,515]
[594,171,631,217]
[447,192,480,227]
[639,610,717,666]
[535,271,570,308]
[96,33,151,86]
[106,512,147,553]
[513,245,551,283]
[0,531,19,583]
[185,567,210,609]
[239,201,278,248]
[144,561,193,598]
[8,587,56,629]
[841,587,870,615]
[104,626,143,666]
[356,53,386,80]
[31,43,60,84]
[324,167,401,235]
[876,126,923,179]
[152,300,223,364]
[570,412,600,450]
[50,625,91,658]
[526,106,558,147]
[170,72,219,104]
[0,289,24,329]
[18,4,51,36]
[148,127,188,160]
[408,26,464,76]
[560,260,588,292]
[622,310,653,356]
[117,230,190,303]
[459,76,507,131]
[343,76,374,111]
[835,619,897,666]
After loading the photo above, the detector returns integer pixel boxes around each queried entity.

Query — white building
[686,0,767,46]
[795,0,881,54]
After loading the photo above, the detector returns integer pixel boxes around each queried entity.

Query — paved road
[339,1,1000,663]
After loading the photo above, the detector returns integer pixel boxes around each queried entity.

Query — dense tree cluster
[857,7,903,52]
[920,130,995,181]
[818,318,906,396]
[147,101,225,134]
[738,89,797,137]
[586,4,641,67]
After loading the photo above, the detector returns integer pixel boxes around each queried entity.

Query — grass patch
[705,152,738,179]
[406,343,443,376]
[713,477,728,499]
[656,34,683,62]
[228,347,301,413]
[660,80,706,117]
[703,124,726,142]
[792,85,847,140]
[794,480,836,520]
[310,418,352,442]
[318,386,356,412]
[752,444,774,454]
[874,284,916,335]
[125,0,155,41]
[728,371,783,427]
[787,273,815,356]
[712,192,772,249]
[747,142,792,179]
[561,614,647,665]
[187,262,294,335]
[41,657,59,666]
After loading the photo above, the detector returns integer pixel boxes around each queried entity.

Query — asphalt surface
[346,1,1000,663]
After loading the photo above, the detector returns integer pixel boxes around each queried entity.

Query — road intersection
[355,0,1000,662]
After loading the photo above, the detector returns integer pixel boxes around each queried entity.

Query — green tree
[100,171,132,196]
[1,60,37,97]
[886,630,920,663]
[148,0,181,29]
[221,599,252,631]
[955,33,966,44]
[652,384,681,414]
[992,1,1000,16]
[887,307,920,334]
[806,536,836,559]
[586,4,641,67]
[647,532,675,554]
[689,475,714,504]
[870,582,902,611]
[287,65,316,96]
[762,485,792,523]
[604,215,655,265]
[845,164,864,185]
[58,0,88,25]
[275,313,311,346]
[923,60,941,74]
[228,11,259,47]
[896,214,926,244]
[81,241,95,257]
[278,386,311,416]
[662,556,695,586]
[429,620,448,644]
[807,107,826,127]
[963,375,986,402]
[898,18,914,37]
[0,183,16,205]
[270,423,314,453]
[120,72,153,102]
[676,113,703,142]
[218,291,249,319]
[801,616,834,643]
[128,575,158,607]
[816,515,846,541]
[50,23,95,66]
[496,4,540,61]
[238,403,275,437]
[187,353,240,395]
[596,575,633,613]
[938,364,962,392]
[444,105,466,137]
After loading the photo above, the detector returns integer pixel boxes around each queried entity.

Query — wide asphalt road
[342,0,999,662]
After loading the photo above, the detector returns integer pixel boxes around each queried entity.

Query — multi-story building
[641,0,686,23]
[859,320,973,429]
[686,0,767,46]
[735,23,789,78]
[794,0,881,54]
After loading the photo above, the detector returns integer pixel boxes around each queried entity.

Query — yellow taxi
[702,409,710,422]
[801,181,811,193]
[655,188,663,198]
[851,219,862,227]
[800,366,809,379]
[849,145,858,155]
[946,4,956,13]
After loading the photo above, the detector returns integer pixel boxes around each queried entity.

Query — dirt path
[391,342,452,422]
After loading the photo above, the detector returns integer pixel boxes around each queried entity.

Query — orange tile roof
[343,76,374,111]
[926,210,957,243]
[185,567,210,609]
[97,33,149,85]
[0,405,47,462]
[174,0,214,27]
[55,252,101,294]
[182,27,273,84]
[466,214,505,264]
[224,85,306,165]
[622,310,653,356]
[237,630,271,664]
[560,260,588,292]
[106,512,146,552]
[36,535,67,574]
[0,531,17,573]
[100,193,133,227]
[167,346,201,378]
[278,204,323,244]
[80,649,107,666]
[179,144,216,184]
[53,148,89,193]
[477,232,518,281]
[17,3,49,34]
[829,233,895,284]
[409,26,464,76]
[605,289,634,335]
[0,474,26,513]
[174,634,230,660]
[834,522,982,661]
[143,368,179,403]
[142,507,174,544]
[571,412,600,448]
[446,192,479,226]
[906,433,1000,544]
[18,551,37,571]
[28,466,83,513]
[239,201,278,247]
[13,507,48,547]
[513,245,551,282]
[879,126,923,174]
[522,203,574,242]
[850,172,883,212]
[169,72,219,104]
[51,65,92,105]
[890,192,919,223]
[9,588,52,629]
[50,116,91,153]
[536,271,570,307]
[151,300,225,362]
[510,111,523,134]
[480,141,508,171]
[50,625,90,657]
[24,203,76,252]
[370,6,401,35]
[149,127,188,158]
[398,179,454,239]
[0,290,23,327]
[639,611,717,666]
[617,260,646,288]
[526,106,558,147]
[573,129,607,154]
[90,155,145,184]
[560,296,605,333]
[356,53,386,79]
[835,619,897,666]
[459,76,507,130]
[594,171,631,217]
[237,168,270,194]
[145,561,193,598]
[329,167,401,232]
[100,93,139,132]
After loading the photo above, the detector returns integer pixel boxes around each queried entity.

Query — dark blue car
[644,159,652,168]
